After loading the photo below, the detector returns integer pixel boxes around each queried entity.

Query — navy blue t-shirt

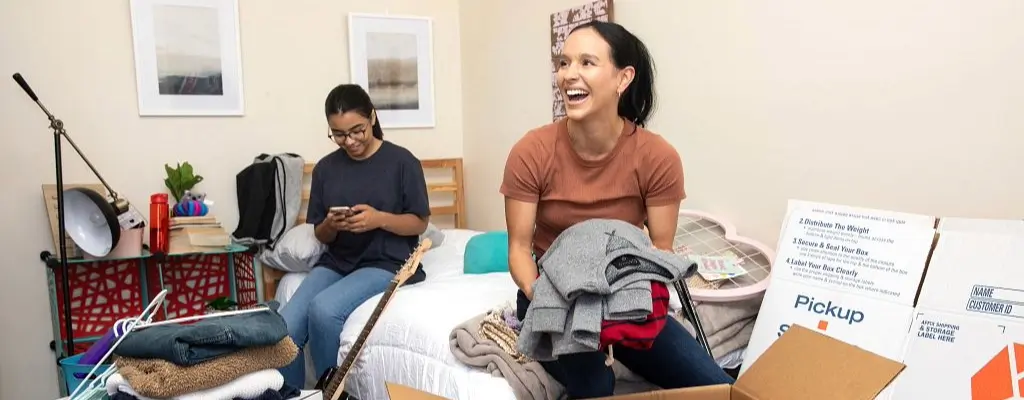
[307,141,430,284]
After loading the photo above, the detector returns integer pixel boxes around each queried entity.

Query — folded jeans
[114,301,289,366]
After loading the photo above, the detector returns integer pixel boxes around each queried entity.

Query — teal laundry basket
[59,353,111,395]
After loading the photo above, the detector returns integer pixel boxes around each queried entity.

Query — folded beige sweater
[115,337,298,398]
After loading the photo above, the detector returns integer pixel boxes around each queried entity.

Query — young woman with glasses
[277,83,431,388]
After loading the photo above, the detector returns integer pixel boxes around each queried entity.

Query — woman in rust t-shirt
[500,21,735,398]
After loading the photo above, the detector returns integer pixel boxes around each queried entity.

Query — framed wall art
[348,13,436,129]
[129,0,245,116]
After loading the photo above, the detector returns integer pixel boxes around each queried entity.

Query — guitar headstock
[394,238,431,285]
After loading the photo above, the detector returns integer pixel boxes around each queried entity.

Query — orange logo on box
[972,343,1024,399]
[817,320,829,331]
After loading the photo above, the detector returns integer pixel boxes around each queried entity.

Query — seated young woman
[277,84,431,388]
[500,21,736,398]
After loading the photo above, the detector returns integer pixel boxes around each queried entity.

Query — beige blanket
[450,313,563,400]
[678,294,762,360]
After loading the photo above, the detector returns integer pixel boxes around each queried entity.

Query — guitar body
[314,239,431,400]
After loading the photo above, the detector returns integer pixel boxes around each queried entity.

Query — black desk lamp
[12,73,143,356]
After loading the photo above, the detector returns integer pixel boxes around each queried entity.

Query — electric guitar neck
[315,238,431,400]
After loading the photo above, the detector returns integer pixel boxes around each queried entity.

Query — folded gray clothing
[603,279,652,321]
[527,276,570,334]
[539,219,696,299]
[519,219,697,361]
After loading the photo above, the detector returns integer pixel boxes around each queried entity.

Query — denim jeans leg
[615,317,735,389]
[307,266,395,380]
[540,352,616,399]
[277,266,344,388]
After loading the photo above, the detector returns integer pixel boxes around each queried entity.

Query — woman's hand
[344,204,381,233]
[325,211,350,232]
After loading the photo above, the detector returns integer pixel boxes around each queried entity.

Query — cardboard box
[884,225,1024,398]
[385,382,450,399]
[742,200,936,376]
[384,325,903,400]
[744,278,914,369]
[772,206,935,305]
[917,230,1024,320]
[888,309,1024,399]
[596,325,903,400]
[937,216,1024,235]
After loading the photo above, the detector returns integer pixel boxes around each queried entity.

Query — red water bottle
[150,193,170,254]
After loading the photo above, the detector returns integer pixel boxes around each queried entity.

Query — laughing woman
[500,21,735,398]
[278,84,431,388]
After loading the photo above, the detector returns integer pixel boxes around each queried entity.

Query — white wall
[0,0,463,398]
[460,0,1024,245]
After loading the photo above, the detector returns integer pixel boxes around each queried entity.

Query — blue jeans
[278,265,394,388]
[113,300,288,366]
[517,290,734,399]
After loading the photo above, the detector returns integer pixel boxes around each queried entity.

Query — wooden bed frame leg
[262,266,287,302]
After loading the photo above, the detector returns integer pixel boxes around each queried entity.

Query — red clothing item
[599,281,670,350]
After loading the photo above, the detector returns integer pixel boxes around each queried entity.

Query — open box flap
[385,382,451,400]
[735,325,905,400]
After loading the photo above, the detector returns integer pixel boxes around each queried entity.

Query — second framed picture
[348,13,436,129]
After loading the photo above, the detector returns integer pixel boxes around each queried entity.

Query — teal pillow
[464,231,510,274]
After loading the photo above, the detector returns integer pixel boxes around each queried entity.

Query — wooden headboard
[259,157,466,301]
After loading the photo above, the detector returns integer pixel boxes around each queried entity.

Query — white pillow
[420,222,446,249]
[419,229,482,279]
[260,224,325,272]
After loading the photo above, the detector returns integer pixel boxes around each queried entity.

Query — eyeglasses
[327,125,368,141]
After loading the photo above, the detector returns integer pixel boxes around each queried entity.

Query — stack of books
[170,216,231,253]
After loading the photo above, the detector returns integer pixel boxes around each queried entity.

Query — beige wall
[5,0,1024,397]
[461,0,1024,244]
[0,0,462,398]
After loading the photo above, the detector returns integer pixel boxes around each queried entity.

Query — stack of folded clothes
[107,301,301,400]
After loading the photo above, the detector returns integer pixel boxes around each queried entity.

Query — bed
[277,229,521,399]
[259,157,522,398]
[260,157,769,399]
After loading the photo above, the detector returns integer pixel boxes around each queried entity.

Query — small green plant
[206,296,238,312]
[164,162,204,203]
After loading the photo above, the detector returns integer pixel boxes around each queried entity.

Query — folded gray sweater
[518,219,696,361]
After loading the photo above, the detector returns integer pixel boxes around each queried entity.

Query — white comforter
[273,229,747,399]
[275,229,518,399]
[340,272,520,399]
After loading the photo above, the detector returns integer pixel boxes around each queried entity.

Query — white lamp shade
[63,188,120,257]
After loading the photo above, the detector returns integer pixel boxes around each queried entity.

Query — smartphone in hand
[330,206,353,218]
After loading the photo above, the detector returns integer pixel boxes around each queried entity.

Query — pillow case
[420,222,446,249]
[259,223,325,272]
[463,230,510,274]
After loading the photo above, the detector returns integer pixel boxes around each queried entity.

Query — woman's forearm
[379,212,427,236]
[314,221,338,244]
[509,248,539,297]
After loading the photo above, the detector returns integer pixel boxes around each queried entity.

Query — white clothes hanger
[68,290,271,400]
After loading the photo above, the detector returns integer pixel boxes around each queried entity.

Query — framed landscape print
[129,0,245,116]
[348,13,436,129]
